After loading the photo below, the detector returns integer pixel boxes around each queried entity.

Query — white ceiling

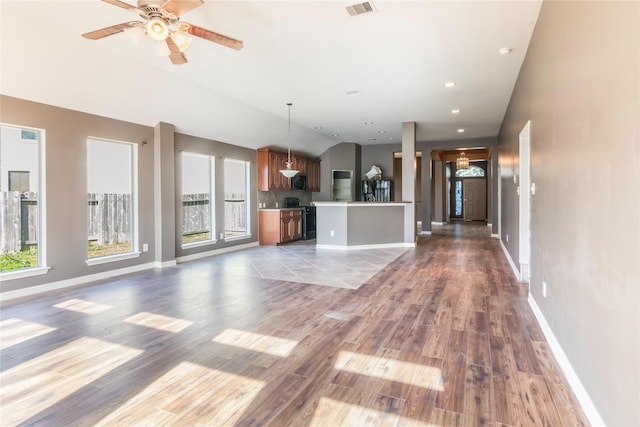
[0,0,542,156]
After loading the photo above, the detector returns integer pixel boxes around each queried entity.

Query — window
[224,159,250,239]
[455,165,485,177]
[1,124,45,275]
[181,152,215,246]
[87,138,138,261]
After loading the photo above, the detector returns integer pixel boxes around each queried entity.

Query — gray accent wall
[497,1,640,425]
[0,95,258,294]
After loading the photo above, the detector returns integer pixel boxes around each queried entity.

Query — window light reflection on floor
[0,318,57,350]
[95,361,265,426]
[123,312,193,333]
[335,351,444,391]
[212,328,298,357]
[53,298,114,314]
[310,397,441,427]
[0,337,142,426]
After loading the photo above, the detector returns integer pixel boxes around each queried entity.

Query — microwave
[291,174,307,190]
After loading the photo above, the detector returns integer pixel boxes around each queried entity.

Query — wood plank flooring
[0,224,590,426]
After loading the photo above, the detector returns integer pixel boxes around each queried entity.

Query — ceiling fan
[82,0,243,65]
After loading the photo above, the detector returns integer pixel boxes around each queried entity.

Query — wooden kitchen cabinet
[307,159,321,192]
[259,209,302,245]
[257,147,321,192]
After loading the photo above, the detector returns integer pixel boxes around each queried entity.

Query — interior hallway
[0,224,589,426]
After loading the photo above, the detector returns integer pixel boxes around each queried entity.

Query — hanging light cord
[287,103,292,164]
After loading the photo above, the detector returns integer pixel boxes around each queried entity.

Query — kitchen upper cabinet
[307,159,321,192]
[258,148,289,191]
[257,147,321,192]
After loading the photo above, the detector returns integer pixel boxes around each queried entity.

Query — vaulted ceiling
[0,0,542,156]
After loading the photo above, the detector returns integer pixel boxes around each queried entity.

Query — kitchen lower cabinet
[259,209,302,245]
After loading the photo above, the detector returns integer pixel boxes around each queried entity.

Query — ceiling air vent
[346,1,376,16]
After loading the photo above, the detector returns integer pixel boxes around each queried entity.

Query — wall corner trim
[527,294,606,427]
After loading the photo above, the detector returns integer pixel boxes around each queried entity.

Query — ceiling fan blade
[161,0,203,17]
[166,37,188,64]
[82,21,142,40]
[179,22,243,50]
[102,0,139,13]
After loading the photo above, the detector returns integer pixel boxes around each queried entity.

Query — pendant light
[279,103,300,178]
[456,151,469,169]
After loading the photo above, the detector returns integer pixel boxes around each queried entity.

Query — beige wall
[498,1,640,425]
[0,95,258,294]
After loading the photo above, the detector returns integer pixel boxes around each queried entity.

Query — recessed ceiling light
[314,126,323,130]
[364,121,374,125]
[378,130,386,134]
[444,82,456,88]
[332,134,340,137]
[498,47,512,55]
[346,90,361,96]
[388,137,394,140]
[457,129,465,133]
[451,109,460,114]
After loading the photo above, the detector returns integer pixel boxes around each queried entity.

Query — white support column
[402,122,416,244]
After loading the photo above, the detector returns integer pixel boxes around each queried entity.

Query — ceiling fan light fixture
[146,18,169,41]
[171,31,192,52]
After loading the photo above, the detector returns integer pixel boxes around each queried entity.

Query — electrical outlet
[220,233,224,240]
[543,281,548,298]
[506,234,509,242]
[142,243,148,252]
[330,230,335,237]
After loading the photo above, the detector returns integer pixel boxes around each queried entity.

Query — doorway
[449,161,488,222]
[518,121,531,283]
[463,179,487,221]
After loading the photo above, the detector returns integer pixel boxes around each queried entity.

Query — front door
[463,179,487,221]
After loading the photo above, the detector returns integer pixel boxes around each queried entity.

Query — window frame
[181,152,216,249]
[223,158,251,241]
[85,137,139,266]
[0,123,49,280]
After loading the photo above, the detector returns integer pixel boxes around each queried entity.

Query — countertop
[313,201,411,207]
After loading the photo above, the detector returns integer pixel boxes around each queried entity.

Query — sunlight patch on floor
[123,312,193,333]
[310,397,441,427]
[335,351,444,391]
[0,317,57,350]
[212,328,298,357]
[95,361,265,426]
[0,337,142,426]
[52,298,114,314]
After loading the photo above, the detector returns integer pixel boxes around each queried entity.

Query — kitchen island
[313,201,414,249]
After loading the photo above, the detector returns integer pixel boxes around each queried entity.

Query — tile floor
[179,240,410,289]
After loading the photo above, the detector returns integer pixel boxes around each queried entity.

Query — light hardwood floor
[0,224,589,426]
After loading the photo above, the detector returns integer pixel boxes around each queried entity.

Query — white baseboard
[155,260,177,268]
[491,233,499,238]
[527,294,605,427]
[431,221,445,226]
[499,238,521,282]
[316,242,415,251]
[0,262,158,303]
[419,231,432,235]
[176,241,259,263]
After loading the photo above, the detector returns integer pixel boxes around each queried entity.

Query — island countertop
[314,201,414,249]
[312,201,411,207]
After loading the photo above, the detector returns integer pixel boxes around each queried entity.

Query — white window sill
[181,239,218,250]
[224,234,253,242]
[86,252,141,266]
[0,266,51,281]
